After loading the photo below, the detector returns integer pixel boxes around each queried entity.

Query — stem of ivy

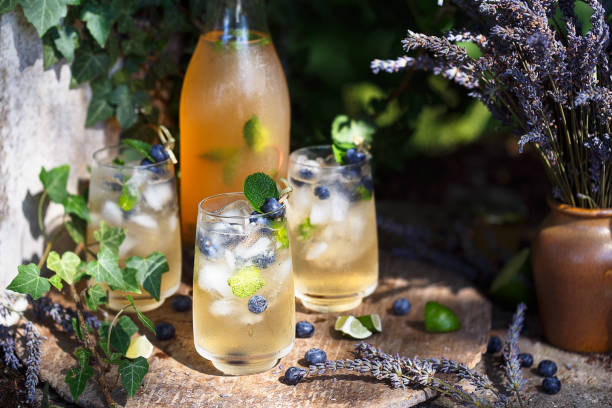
[37,191,48,240]
[36,228,64,270]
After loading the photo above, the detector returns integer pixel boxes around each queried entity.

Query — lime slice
[357,314,382,333]
[125,335,154,359]
[335,315,373,339]
[424,301,461,333]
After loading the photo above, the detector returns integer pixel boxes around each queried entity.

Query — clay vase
[532,199,612,352]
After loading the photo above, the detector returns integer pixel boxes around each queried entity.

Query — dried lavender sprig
[22,321,42,403]
[503,303,527,406]
[0,325,21,370]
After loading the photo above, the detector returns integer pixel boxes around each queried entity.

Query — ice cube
[129,213,158,229]
[305,241,328,260]
[168,214,178,232]
[271,257,292,281]
[331,193,350,222]
[224,250,236,270]
[240,313,264,325]
[348,213,366,239]
[234,236,275,267]
[101,201,123,225]
[218,199,252,218]
[142,182,174,211]
[210,298,241,316]
[197,261,234,297]
[309,201,332,225]
[291,185,312,213]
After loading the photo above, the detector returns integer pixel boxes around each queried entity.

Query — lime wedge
[335,315,373,339]
[357,314,382,333]
[424,301,461,333]
[125,335,154,359]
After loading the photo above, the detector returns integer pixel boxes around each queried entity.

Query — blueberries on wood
[314,185,330,200]
[150,144,170,162]
[171,295,192,312]
[155,322,175,341]
[518,352,534,368]
[248,295,268,314]
[284,366,304,385]
[537,360,558,377]
[487,336,502,353]
[296,320,315,338]
[541,377,561,394]
[304,348,327,365]
[392,298,411,316]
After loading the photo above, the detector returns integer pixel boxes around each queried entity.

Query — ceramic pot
[532,199,612,352]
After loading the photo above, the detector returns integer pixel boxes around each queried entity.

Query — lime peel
[335,315,373,339]
[424,301,461,333]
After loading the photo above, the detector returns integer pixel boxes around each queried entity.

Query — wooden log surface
[38,251,491,407]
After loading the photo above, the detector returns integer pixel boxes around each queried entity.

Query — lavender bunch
[372,0,612,208]
[291,303,527,408]
[22,322,42,403]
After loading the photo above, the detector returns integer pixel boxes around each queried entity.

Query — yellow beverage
[179,29,290,243]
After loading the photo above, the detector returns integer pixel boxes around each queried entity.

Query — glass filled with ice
[193,193,294,375]
[87,145,182,312]
[287,145,379,312]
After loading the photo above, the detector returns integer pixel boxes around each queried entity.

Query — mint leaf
[39,165,69,204]
[227,266,265,298]
[20,0,68,37]
[125,295,155,334]
[331,143,348,164]
[86,246,124,290]
[62,194,90,222]
[72,47,110,84]
[119,180,138,211]
[81,3,112,48]
[243,115,269,153]
[298,218,316,240]
[118,357,148,398]
[53,25,79,62]
[110,315,138,354]
[7,264,50,300]
[331,115,375,147]
[0,0,17,13]
[85,284,107,312]
[201,147,241,162]
[93,221,126,253]
[122,138,153,161]
[356,185,372,200]
[275,226,289,249]
[65,365,94,402]
[243,172,279,212]
[48,274,63,290]
[47,250,81,285]
[126,252,169,301]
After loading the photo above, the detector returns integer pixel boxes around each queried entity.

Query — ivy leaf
[122,30,148,57]
[39,165,69,204]
[84,284,107,312]
[20,0,69,37]
[47,250,81,285]
[65,215,86,244]
[126,252,169,301]
[42,33,61,69]
[118,357,148,398]
[71,47,110,84]
[0,0,17,13]
[125,295,154,333]
[86,94,114,127]
[121,267,141,293]
[48,274,63,290]
[93,221,126,253]
[81,3,112,48]
[65,365,94,402]
[62,194,90,221]
[53,25,79,63]
[98,322,111,356]
[86,246,124,290]
[110,315,138,354]
[243,172,279,212]
[72,317,84,341]
[111,85,137,129]
[7,264,50,300]
[74,347,92,368]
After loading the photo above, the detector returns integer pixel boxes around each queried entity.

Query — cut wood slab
[38,252,491,408]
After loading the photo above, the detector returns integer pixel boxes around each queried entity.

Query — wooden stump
[38,252,491,407]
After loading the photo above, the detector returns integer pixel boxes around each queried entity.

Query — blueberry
[360,176,373,192]
[313,185,330,200]
[140,158,163,174]
[252,252,276,268]
[341,166,361,180]
[155,322,175,340]
[487,336,503,353]
[248,295,268,314]
[150,144,170,163]
[197,233,219,259]
[261,198,285,218]
[249,211,271,225]
[296,321,315,338]
[298,168,314,179]
[541,377,561,394]
[171,295,192,312]
[537,360,557,377]
[518,353,534,368]
[392,298,411,316]
[345,148,366,164]
[304,348,327,365]
[284,366,304,385]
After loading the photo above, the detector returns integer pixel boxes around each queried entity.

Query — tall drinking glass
[193,193,294,375]
[287,146,379,312]
[87,146,182,311]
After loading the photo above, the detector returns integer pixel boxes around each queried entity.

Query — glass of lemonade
[287,146,379,313]
[87,145,182,312]
[193,192,294,375]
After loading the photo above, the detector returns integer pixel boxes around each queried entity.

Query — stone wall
[0,11,117,288]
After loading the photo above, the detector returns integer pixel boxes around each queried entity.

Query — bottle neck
[204,0,269,37]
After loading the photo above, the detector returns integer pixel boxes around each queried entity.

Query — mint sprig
[122,138,153,162]
[243,172,279,212]
[330,115,375,164]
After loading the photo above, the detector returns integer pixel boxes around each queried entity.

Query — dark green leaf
[65,215,86,244]
[126,252,169,301]
[118,357,148,397]
[84,284,107,312]
[42,34,61,69]
[111,0,136,34]
[0,0,17,13]
[74,347,92,368]
[48,274,63,290]
[72,317,84,340]
[7,264,50,300]
[122,30,148,56]
[109,352,123,365]
[20,0,69,37]
[121,267,141,293]
[125,295,154,333]
[98,322,110,356]
[39,165,69,203]
[243,172,279,212]
[86,95,114,126]
[81,3,112,48]
[110,315,138,354]
[62,194,90,221]
[111,85,137,129]
[71,47,109,84]
[47,250,81,284]
[53,25,79,62]
[93,221,126,253]
[86,246,124,289]
[65,365,94,402]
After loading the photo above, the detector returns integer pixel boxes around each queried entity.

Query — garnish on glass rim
[243,172,292,214]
